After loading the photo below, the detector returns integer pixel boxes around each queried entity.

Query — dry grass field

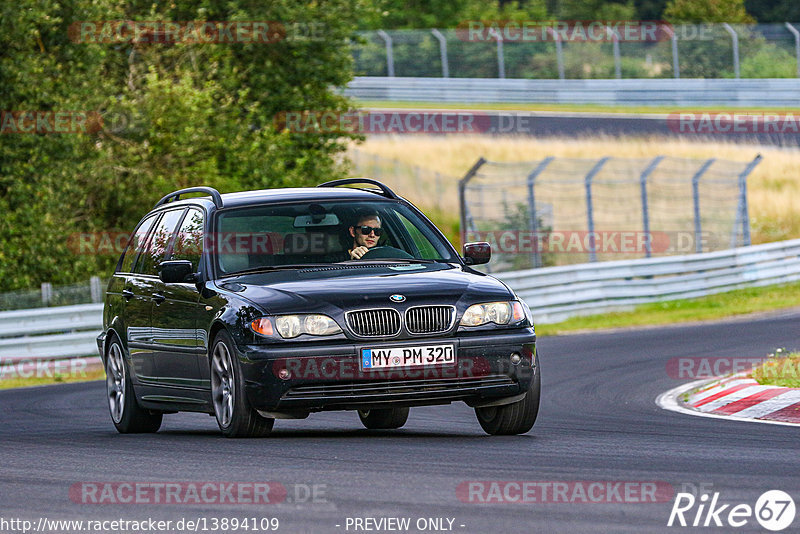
[348,136,800,245]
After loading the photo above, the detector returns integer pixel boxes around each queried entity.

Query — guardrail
[345,77,800,107]
[1,238,799,365]
[0,303,102,363]
[497,238,800,323]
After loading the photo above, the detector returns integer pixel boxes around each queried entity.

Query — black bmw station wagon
[98,179,540,437]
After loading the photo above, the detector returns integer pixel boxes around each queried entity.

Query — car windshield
[214,200,458,275]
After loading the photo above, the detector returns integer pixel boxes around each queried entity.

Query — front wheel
[475,364,540,436]
[105,337,162,433]
[211,331,274,438]
[357,407,409,429]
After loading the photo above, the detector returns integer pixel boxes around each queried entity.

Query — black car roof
[153,187,401,212]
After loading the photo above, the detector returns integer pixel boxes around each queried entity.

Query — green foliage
[664,0,755,23]
[361,0,548,30]
[557,0,637,20]
[740,42,797,78]
[0,0,368,291]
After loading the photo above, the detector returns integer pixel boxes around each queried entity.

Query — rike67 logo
[668,490,796,531]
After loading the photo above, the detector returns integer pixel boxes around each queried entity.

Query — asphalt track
[366,108,800,147]
[2,312,799,534]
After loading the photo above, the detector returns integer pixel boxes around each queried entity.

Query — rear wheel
[211,330,274,438]
[105,337,162,433]
[475,363,540,436]
[357,407,409,429]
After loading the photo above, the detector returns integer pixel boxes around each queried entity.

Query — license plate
[360,344,455,370]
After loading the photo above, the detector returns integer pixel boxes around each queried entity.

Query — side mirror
[463,242,491,265]
[159,260,195,284]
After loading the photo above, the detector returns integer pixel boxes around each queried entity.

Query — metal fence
[0,277,105,312]
[353,24,800,80]
[459,155,762,272]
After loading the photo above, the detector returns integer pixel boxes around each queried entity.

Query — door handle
[152,293,166,304]
[122,289,134,300]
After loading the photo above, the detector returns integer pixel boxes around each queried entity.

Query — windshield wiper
[335,258,440,265]
[228,264,334,275]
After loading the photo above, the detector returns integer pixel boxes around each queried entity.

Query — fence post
[663,24,680,78]
[584,157,610,262]
[639,156,664,258]
[607,26,621,79]
[488,28,505,78]
[377,30,395,77]
[526,157,554,268]
[431,29,449,77]
[738,154,762,247]
[722,23,740,79]
[785,23,800,78]
[90,276,103,303]
[691,159,715,253]
[546,27,565,80]
[458,157,487,248]
[41,283,52,306]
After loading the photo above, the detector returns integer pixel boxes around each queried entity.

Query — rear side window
[119,214,158,273]
[136,209,185,275]
[171,208,204,272]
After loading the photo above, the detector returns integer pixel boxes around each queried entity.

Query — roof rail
[154,187,223,209]
[316,178,400,200]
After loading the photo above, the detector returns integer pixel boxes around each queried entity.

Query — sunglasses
[357,225,383,236]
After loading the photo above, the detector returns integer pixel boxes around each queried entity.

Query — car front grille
[346,309,401,337]
[282,375,516,401]
[405,306,455,334]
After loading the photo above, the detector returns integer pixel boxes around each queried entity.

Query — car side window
[118,214,158,273]
[135,209,185,276]
[171,208,204,272]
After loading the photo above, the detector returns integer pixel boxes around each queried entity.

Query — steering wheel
[360,246,415,260]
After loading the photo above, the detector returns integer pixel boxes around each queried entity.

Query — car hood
[217,265,514,314]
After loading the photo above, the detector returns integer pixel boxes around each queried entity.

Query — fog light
[510,352,522,365]
[278,368,290,380]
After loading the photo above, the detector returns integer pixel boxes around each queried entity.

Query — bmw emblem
[390,294,406,303]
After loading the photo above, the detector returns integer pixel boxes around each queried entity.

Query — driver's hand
[350,246,370,259]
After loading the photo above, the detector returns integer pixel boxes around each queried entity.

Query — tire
[105,336,162,434]
[357,407,409,429]
[210,330,274,438]
[475,363,540,436]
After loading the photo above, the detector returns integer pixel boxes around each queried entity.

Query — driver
[348,209,382,259]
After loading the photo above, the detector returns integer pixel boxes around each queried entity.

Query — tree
[0,0,369,291]
[663,0,755,23]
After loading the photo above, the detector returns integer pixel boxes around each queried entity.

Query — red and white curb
[657,373,800,427]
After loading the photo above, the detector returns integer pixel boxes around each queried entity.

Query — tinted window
[136,209,185,275]
[171,208,204,272]
[119,214,158,273]
[215,201,457,274]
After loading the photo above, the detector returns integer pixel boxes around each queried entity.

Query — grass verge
[751,350,800,388]
[0,366,105,390]
[536,280,800,336]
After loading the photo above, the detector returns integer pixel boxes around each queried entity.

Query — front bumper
[235,329,537,412]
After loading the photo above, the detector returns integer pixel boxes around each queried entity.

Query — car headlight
[251,315,342,339]
[460,301,527,327]
[275,314,342,338]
